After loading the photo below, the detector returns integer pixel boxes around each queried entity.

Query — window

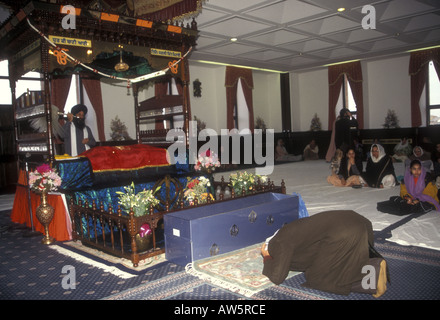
[427,61,440,126]
[0,60,42,104]
[335,74,357,119]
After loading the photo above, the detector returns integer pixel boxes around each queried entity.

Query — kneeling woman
[261,210,388,297]
[377,159,440,215]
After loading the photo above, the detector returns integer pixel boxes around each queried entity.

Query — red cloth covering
[79,144,170,172]
[10,170,72,241]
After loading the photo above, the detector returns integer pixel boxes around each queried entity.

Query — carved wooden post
[181,45,191,146]
[133,82,141,144]
[40,24,54,164]
[128,210,139,267]
[109,205,115,250]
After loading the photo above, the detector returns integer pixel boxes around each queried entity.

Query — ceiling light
[337,8,345,12]
[230,37,238,42]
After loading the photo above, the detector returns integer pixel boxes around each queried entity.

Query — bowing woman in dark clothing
[361,144,397,188]
[261,210,389,297]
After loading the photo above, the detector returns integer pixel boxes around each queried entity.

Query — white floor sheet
[215,160,440,251]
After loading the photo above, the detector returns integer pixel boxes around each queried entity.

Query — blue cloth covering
[54,158,94,190]
[291,192,309,218]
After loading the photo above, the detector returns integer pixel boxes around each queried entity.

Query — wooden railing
[68,176,285,267]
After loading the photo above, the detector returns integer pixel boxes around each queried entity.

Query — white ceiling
[188,0,440,72]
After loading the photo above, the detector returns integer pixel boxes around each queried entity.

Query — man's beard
[73,117,86,129]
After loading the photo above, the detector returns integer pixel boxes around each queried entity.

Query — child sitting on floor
[377,159,440,215]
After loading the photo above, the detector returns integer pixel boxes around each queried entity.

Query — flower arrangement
[229,171,268,195]
[255,116,267,130]
[28,163,62,193]
[383,109,400,129]
[116,182,161,217]
[310,113,322,131]
[183,176,214,205]
[110,115,132,141]
[194,149,221,173]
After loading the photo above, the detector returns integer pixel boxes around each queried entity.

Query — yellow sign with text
[150,48,181,59]
[49,35,92,48]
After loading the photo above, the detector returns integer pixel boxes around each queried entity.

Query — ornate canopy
[0,0,201,163]
[0,0,200,80]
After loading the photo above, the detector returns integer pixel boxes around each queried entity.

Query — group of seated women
[327,143,440,215]
[327,144,397,188]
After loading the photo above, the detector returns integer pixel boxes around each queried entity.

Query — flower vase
[135,234,153,253]
[36,190,55,245]
[206,169,215,197]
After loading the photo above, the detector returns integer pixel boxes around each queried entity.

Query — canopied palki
[2,1,289,268]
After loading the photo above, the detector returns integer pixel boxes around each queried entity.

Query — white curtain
[236,78,249,130]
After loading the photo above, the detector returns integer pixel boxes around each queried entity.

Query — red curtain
[409,48,440,127]
[328,61,364,129]
[81,76,106,142]
[154,81,169,130]
[225,66,254,131]
[50,76,72,112]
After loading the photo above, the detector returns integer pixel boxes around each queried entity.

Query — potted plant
[183,176,214,205]
[116,182,161,252]
[116,182,161,217]
[229,171,268,196]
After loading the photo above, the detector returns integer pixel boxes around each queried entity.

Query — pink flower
[36,164,51,174]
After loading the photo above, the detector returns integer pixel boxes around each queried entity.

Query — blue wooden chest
[164,192,301,266]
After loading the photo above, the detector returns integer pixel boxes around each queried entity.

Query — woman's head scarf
[370,144,386,163]
[404,160,440,210]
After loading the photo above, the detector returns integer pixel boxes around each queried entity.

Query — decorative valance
[128,0,204,22]
[409,47,440,76]
[328,61,364,130]
[408,47,440,127]
[225,66,254,89]
[328,61,363,86]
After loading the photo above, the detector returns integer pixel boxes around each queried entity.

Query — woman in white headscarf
[361,144,397,188]
[405,146,433,172]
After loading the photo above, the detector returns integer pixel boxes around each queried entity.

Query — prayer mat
[49,241,166,279]
[185,244,300,298]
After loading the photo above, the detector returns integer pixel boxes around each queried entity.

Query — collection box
[164,192,300,266]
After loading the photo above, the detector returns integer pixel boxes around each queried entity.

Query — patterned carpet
[1,208,440,301]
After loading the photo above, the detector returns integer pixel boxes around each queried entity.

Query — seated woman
[361,144,397,188]
[275,138,302,162]
[303,139,319,160]
[405,146,433,172]
[261,210,389,297]
[327,147,363,187]
[377,159,440,215]
[392,137,412,162]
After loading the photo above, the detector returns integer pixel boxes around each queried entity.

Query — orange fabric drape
[81,76,106,142]
[409,48,440,127]
[225,66,254,131]
[10,170,72,241]
[328,61,364,129]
